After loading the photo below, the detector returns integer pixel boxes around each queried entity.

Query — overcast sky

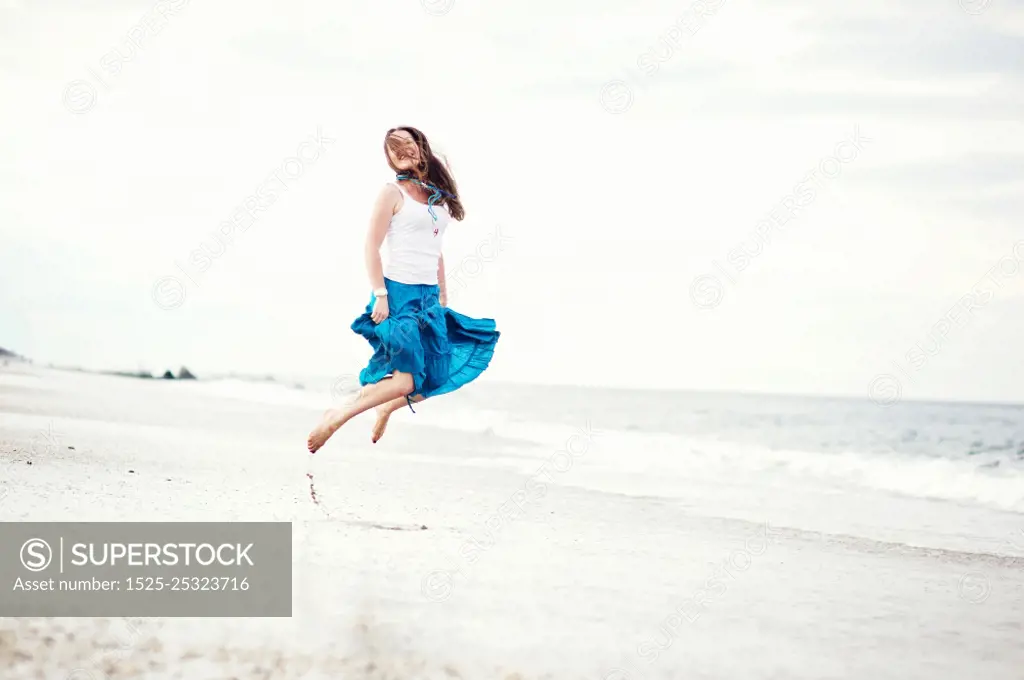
[2,0,1023,402]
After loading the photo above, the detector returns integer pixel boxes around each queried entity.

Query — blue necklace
[396,174,455,222]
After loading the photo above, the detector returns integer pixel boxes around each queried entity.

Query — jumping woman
[307,127,500,453]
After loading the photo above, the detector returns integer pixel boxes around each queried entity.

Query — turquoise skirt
[350,278,499,399]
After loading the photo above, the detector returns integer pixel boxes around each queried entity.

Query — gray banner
[0,522,291,617]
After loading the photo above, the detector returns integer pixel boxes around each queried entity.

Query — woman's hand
[439,289,447,307]
[371,296,390,324]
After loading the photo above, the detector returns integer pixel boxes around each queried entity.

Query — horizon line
[12,358,1024,410]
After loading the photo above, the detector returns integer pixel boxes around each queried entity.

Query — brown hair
[384,126,465,221]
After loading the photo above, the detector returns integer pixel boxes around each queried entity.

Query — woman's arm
[366,184,399,288]
[438,254,447,306]
[367,184,400,322]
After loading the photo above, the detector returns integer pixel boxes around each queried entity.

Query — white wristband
[373,288,388,298]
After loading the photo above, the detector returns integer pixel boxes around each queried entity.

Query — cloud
[851,152,1024,189]
[789,19,1024,79]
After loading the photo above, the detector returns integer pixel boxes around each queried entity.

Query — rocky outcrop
[119,367,198,380]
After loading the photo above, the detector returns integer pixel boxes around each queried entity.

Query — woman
[307,126,500,453]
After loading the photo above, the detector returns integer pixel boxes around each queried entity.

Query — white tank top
[382,182,451,286]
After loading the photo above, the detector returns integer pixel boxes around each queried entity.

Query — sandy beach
[1,364,1023,679]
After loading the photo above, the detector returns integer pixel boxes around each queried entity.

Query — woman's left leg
[371,394,426,443]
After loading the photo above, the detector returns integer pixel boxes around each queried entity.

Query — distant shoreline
[1,348,198,382]
[5,348,1023,407]
[95,367,197,381]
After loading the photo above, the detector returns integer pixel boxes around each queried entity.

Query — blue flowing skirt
[350,278,499,398]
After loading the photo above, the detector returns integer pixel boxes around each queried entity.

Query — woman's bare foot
[307,408,347,453]
[371,404,392,443]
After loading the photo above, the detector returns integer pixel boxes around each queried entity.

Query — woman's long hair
[384,126,465,221]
